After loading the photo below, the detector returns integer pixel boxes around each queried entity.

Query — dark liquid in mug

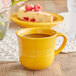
[23,34,51,38]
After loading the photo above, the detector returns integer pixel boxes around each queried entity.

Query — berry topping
[25,5,33,11]
[30,18,35,22]
[34,4,42,12]
[23,17,29,21]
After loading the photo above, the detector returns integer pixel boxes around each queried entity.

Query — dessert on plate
[17,4,54,22]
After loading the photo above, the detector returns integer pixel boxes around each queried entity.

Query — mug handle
[55,33,67,56]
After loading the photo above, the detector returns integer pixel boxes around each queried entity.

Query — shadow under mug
[16,28,67,70]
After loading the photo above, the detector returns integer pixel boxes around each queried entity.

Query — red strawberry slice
[23,17,29,21]
[30,18,35,22]
[25,5,33,11]
[34,4,42,12]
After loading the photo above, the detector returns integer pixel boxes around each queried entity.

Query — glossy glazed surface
[16,28,67,70]
[10,12,64,28]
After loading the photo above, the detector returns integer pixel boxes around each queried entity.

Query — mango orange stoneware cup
[16,28,67,70]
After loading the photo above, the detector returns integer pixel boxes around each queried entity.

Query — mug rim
[16,28,57,39]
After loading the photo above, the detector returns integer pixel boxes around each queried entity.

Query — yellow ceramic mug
[16,28,67,70]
